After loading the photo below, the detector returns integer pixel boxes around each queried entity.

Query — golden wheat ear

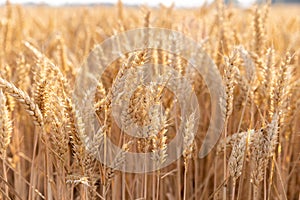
[0,77,44,127]
[0,90,12,159]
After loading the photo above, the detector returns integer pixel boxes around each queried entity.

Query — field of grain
[0,0,299,199]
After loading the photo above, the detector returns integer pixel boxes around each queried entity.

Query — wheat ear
[0,90,12,159]
[0,77,44,127]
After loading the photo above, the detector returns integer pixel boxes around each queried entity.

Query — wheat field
[0,0,299,199]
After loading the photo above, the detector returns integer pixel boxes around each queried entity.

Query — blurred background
[1,0,300,7]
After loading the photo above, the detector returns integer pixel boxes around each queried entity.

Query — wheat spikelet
[228,130,253,181]
[24,41,72,96]
[111,52,149,101]
[94,81,106,107]
[0,90,12,159]
[48,113,69,162]
[147,101,168,168]
[126,85,149,130]
[265,114,279,157]
[33,59,51,118]
[85,125,105,159]
[270,53,293,124]
[250,114,279,186]
[217,130,256,154]
[118,68,140,130]
[251,52,268,106]
[234,67,251,110]
[94,82,107,124]
[252,6,266,57]
[237,46,256,81]
[183,112,196,168]
[250,128,268,186]
[65,97,86,172]
[0,77,44,127]
[224,50,238,118]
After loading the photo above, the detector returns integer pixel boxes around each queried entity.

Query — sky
[1,0,257,7]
